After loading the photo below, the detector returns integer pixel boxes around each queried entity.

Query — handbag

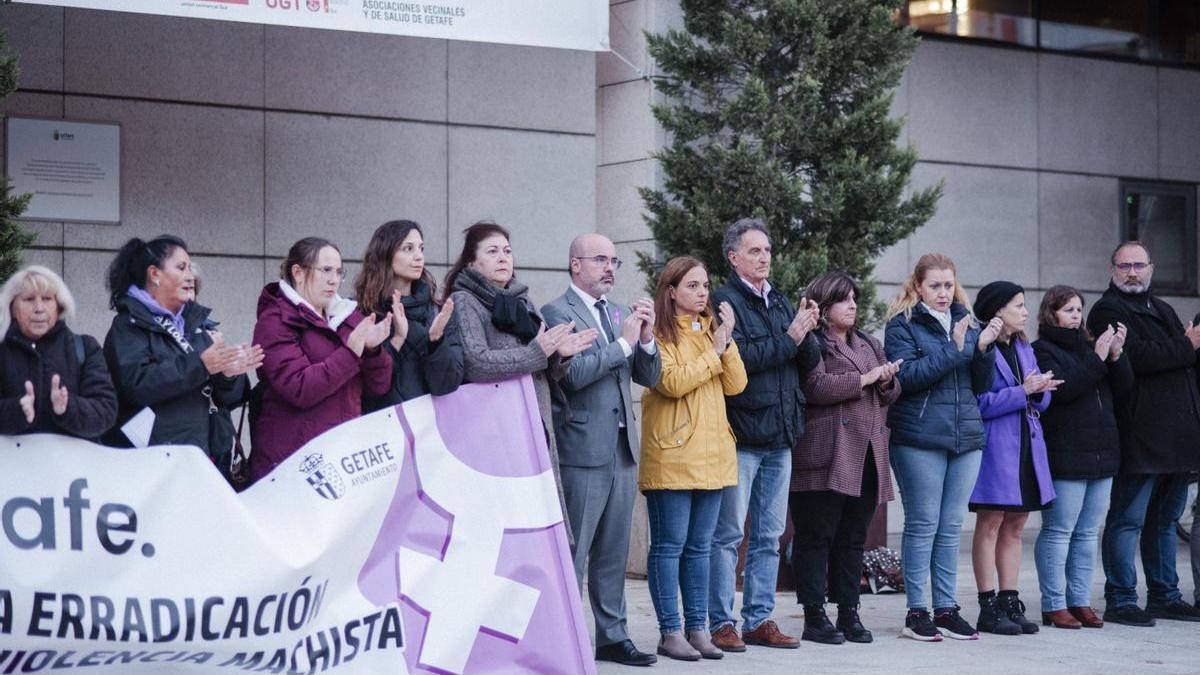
[204,385,251,491]
[226,401,251,491]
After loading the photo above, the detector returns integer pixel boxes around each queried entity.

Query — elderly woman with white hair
[0,265,117,439]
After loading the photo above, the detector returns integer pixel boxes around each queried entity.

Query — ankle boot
[686,630,724,659]
[999,591,1039,634]
[977,592,1022,635]
[802,604,845,644]
[656,631,700,661]
[836,605,873,643]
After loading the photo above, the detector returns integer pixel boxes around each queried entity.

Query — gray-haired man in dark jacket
[708,218,821,651]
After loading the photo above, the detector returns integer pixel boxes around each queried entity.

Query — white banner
[14,0,609,52]
[0,380,595,673]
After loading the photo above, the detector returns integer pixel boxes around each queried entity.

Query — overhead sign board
[14,0,609,52]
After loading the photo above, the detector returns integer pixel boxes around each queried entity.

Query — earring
[153,279,160,288]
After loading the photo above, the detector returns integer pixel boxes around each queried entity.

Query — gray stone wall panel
[264,112,448,264]
[60,96,264,256]
[63,9,264,106]
[449,42,594,134]
[447,126,594,271]
[265,28,447,122]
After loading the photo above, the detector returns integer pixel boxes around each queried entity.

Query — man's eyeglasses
[574,255,623,270]
[1114,262,1152,273]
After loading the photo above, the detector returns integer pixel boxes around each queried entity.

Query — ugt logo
[300,453,345,500]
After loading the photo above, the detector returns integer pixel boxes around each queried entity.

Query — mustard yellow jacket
[639,315,748,490]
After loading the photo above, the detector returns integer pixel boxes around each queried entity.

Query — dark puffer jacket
[1032,323,1133,480]
[1085,283,1200,474]
[361,279,463,411]
[883,302,995,454]
[711,278,821,451]
[0,321,117,439]
[103,297,248,452]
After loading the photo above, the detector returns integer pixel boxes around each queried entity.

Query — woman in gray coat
[445,221,597,539]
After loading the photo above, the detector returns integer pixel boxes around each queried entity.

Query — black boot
[802,604,846,644]
[999,591,1039,634]
[836,605,873,643]
[977,591,1021,635]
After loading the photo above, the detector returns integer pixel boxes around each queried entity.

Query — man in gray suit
[543,233,661,667]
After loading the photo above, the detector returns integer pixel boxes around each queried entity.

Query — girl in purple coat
[250,237,394,481]
[969,281,1062,636]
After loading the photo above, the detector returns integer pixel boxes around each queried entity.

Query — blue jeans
[709,448,791,631]
[646,489,723,634]
[1101,473,1189,607]
[1034,477,1112,612]
[890,445,982,610]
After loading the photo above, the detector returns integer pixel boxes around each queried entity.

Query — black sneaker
[977,594,1021,635]
[1146,599,1200,623]
[802,604,846,644]
[836,605,873,643]
[998,593,1039,634]
[1103,603,1156,627]
[934,605,980,640]
[901,609,943,642]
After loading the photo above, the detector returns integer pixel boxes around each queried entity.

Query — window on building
[897,1,1200,66]
[1120,181,1197,293]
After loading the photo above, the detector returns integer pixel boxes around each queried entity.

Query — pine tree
[640,0,940,325]
[0,2,33,284]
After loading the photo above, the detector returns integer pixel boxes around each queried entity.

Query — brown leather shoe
[1041,609,1082,629]
[1068,606,1104,628]
[710,624,746,652]
[742,620,800,649]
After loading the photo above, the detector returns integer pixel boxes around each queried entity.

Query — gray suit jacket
[542,288,661,468]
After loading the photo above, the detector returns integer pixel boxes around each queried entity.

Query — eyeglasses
[574,255,623,270]
[309,265,347,280]
[1114,262,1152,272]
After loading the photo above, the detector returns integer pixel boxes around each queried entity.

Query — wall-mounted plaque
[6,117,121,224]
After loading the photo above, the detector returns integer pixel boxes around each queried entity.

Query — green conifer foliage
[0,2,34,284]
[640,0,940,325]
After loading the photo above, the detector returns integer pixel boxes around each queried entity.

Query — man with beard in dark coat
[1085,240,1200,625]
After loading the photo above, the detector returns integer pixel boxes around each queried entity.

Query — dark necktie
[595,299,617,344]
[594,298,626,426]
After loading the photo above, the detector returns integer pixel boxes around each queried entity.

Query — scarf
[454,268,540,343]
[127,284,186,335]
[1037,323,1090,354]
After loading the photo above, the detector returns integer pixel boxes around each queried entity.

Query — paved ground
[590,535,1199,674]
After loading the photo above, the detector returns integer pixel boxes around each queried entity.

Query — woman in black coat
[353,220,463,409]
[1032,285,1132,629]
[0,265,116,439]
[102,236,262,455]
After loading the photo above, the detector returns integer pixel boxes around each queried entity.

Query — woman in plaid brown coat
[789,272,901,645]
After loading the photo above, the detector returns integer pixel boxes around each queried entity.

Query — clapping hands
[713,302,736,356]
[203,331,264,377]
[19,374,75,424]
[977,317,1003,351]
[788,299,819,344]
[1022,369,1063,396]
[534,321,598,358]
[861,359,903,387]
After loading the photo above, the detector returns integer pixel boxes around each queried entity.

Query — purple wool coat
[250,282,392,481]
[970,338,1055,507]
